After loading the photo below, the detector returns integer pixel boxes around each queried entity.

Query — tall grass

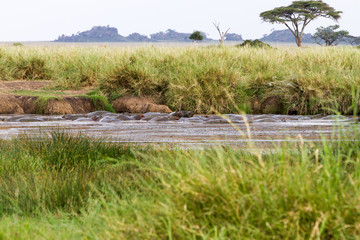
[0,126,359,239]
[0,131,137,216]
[0,46,359,114]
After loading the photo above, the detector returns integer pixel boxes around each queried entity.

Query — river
[0,112,358,148]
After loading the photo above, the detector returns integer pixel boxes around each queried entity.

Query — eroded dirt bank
[0,80,358,115]
[0,80,99,114]
[0,95,97,114]
[0,95,173,114]
[0,81,172,114]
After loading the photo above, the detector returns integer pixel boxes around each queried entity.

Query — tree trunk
[220,37,225,46]
[295,36,302,47]
[284,23,302,47]
[213,22,229,47]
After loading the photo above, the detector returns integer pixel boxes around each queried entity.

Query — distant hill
[127,33,150,42]
[55,26,318,43]
[225,33,243,41]
[260,29,315,43]
[55,26,127,42]
[150,29,191,42]
[55,26,212,42]
[150,29,211,42]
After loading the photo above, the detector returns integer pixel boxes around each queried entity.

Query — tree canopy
[313,25,349,46]
[260,1,342,47]
[189,31,204,44]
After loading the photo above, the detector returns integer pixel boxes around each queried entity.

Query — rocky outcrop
[55,26,214,42]
[112,96,172,113]
[55,26,127,42]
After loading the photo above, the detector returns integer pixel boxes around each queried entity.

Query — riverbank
[0,127,359,239]
[0,46,359,115]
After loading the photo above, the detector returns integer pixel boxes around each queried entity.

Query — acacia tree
[189,31,204,45]
[260,1,342,47]
[313,25,349,46]
[213,22,230,46]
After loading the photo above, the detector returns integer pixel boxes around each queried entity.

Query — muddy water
[0,112,358,148]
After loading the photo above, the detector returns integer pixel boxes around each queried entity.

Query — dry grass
[0,45,359,114]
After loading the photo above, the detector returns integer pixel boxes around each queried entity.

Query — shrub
[15,56,49,80]
[12,43,24,47]
[236,39,272,48]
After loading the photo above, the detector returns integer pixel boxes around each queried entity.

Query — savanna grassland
[1,45,360,239]
[0,45,359,114]
[0,127,359,239]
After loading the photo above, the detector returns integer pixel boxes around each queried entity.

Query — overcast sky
[1,0,359,41]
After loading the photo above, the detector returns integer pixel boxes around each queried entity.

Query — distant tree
[189,31,204,44]
[213,22,230,46]
[313,25,349,46]
[12,42,24,47]
[260,1,342,47]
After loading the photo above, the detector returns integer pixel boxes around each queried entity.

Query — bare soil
[0,80,96,114]
[0,80,89,96]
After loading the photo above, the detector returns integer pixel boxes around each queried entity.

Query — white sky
[1,0,359,41]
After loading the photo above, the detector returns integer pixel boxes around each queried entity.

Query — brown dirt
[15,96,97,115]
[0,81,52,92]
[0,80,99,114]
[2,96,96,115]
[260,96,284,114]
[47,97,96,114]
[0,80,89,96]
[0,96,24,114]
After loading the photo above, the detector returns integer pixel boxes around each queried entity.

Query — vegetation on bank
[235,39,272,48]
[0,46,359,114]
[0,126,359,239]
